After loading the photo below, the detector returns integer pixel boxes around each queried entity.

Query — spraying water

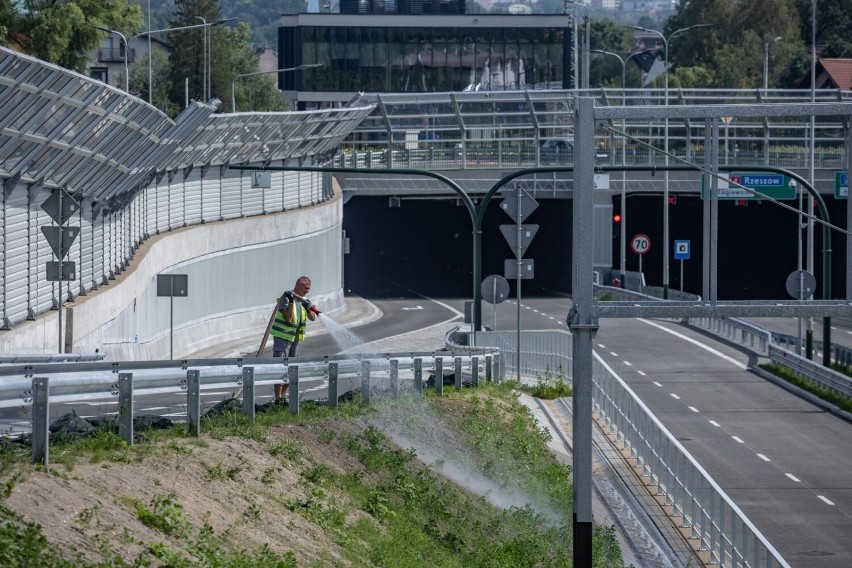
[317,313,376,355]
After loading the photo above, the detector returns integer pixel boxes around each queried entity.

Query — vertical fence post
[361,360,371,403]
[485,355,492,382]
[241,367,255,420]
[435,356,443,395]
[186,370,200,436]
[117,372,134,444]
[390,359,399,396]
[414,358,422,391]
[471,356,479,387]
[329,362,338,408]
[289,365,300,415]
[32,377,49,465]
[454,357,462,391]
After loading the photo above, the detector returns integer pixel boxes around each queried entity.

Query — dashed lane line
[636,370,646,376]
[708,420,721,428]
[786,473,801,483]
[670,393,680,400]
[757,454,771,462]
[818,496,836,506]
[653,381,663,387]
[688,406,700,413]
[732,436,745,444]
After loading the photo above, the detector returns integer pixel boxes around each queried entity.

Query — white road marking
[638,319,747,370]
[688,406,700,413]
[732,436,745,444]
[670,393,680,400]
[786,473,801,483]
[610,351,619,357]
[623,361,632,366]
[756,454,771,462]
[637,370,647,376]
[653,381,663,387]
[818,496,835,506]
[138,406,170,411]
[401,306,423,311]
[709,420,721,427]
[598,344,606,349]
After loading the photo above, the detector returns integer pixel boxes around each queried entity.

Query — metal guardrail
[593,354,790,568]
[685,317,772,354]
[767,344,852,398]
[0,353,107,364]
[772,332,852,369]
[3,351,500,464]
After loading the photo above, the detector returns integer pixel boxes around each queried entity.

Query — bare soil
[3,419,378,566]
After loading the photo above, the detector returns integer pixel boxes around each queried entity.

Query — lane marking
[598,344,606,349]
[670,393,680,400]
[818,496,835,506]
[688,406,700,413]
[637,370,646,376]
[653,381,663,387]
[638,319,748,369]
[610,351,619,357]
[709,420,721,427]
[757,454,771,462]
[623,361,632,366]
[732,436,745,444]
[786,473,801,483]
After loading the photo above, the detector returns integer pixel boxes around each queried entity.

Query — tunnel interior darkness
[343,194,847,301]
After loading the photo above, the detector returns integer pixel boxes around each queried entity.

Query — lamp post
[231,64,322,113]
[763,36,782,90]
[591,49,627,284]
[134,18,237,106]
[627,23,712,297]
[566,0,590,89]
[195,17,208,101]
[92,26,129,92]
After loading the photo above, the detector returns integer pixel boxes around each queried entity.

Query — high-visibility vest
[270,298,308,342]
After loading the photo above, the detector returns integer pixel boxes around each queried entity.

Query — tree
[16,0,143,72]
[664,0,804,89]
[588,20,632,89]
[166,0,219,106]
[794,0,852,58]
[218,23,287,112]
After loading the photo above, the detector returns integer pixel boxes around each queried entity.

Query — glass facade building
[278,15,572,107]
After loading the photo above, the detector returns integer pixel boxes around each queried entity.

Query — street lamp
[194,17,237,101]
[763,36,782,90]
[92,26,129,92]
[566,0,590,89]
[133,18,237,106]
[591,49,627,285]
[231,64,322,113]
[626,23,712,297]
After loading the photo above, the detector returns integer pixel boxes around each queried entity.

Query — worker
[271,275,320,403]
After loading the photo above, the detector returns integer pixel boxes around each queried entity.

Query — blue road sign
[837,171,848,199]
[703,172,795,200]
[674,240,690,260]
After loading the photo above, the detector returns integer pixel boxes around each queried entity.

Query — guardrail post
[241,367,255,420]
[328,362,339,408]
[471,357,479,387]
[32,377,49,465]
[485,355,492,382]
[454,357,462,391]
[186,370,200,436]
[435,357,443,395]
[390,359,399,397]
[361,360,371,403]
[117,372,134,445]
[414,358,422,391]
[289,366,300,415]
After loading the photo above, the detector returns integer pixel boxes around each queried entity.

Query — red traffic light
[667,195,677,205]
[613,214,622,223]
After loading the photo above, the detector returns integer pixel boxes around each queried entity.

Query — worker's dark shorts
[272,337,299,358]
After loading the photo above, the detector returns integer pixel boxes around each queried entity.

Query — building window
[90,67,108,84]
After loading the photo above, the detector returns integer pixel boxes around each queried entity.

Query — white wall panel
[169,173,186,228]
[241,173,263,217]
[3,185,31,325]
[283,171,299,210]
[184,168,203,225]
[220,172,242,220]
[155,180,170,234]
[201,172,221,222]
[264,171,284,213]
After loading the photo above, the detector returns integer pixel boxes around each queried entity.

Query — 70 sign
[631,234,651,255]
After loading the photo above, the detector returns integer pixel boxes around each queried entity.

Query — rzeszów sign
[702,172,796,200]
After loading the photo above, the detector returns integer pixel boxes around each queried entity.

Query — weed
[269,439,303,462]
[260,467,277,485]
[131,492,192,538]
[205,462,244,482]
[761,362,852,413]
[317,428,335,444]
[243,502,261,521]
[75,505,99,529]
[303,464,333,485]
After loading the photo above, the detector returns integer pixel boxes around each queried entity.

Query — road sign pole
[493,278,497,331]
[680,259,684,292]
[57,190,64,353]
[516,188,522,383]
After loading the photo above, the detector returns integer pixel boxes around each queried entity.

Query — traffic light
[613,213,622,223]
[734,199,748,207]
[612,213,621,238]
[667,195,677,205]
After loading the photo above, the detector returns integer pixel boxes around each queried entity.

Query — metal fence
[1,350,499,464]
[593,355,790,568]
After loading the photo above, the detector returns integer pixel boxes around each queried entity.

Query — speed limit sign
[631,234,651,255]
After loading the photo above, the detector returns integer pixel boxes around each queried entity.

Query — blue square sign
[674,240,690,260]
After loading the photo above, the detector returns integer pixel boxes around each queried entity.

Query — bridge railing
[594,355,791,568]
[1,350,500,464]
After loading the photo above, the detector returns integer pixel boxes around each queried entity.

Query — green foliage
[0,504,76,567]
[130,492,193,537]
[15,0,143,72]
[522,365,573,399]
[760,362,852,413]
